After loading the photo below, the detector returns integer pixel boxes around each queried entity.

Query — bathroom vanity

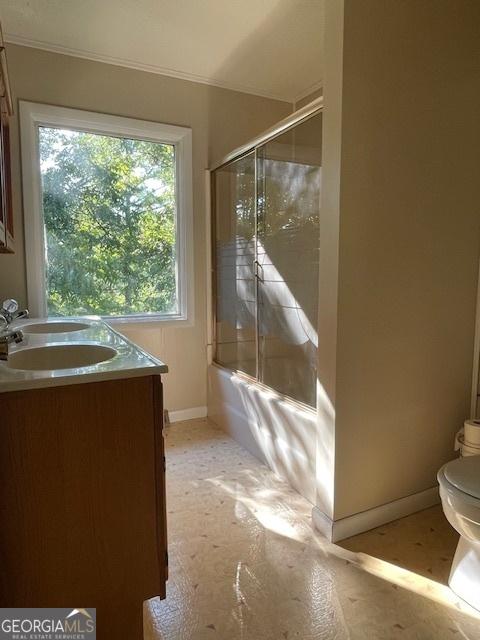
[0,318,168,640]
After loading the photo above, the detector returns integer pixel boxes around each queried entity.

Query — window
[20,102,193,324]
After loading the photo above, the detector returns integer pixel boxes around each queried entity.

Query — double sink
[7,320,117,371]
[0,316,167,393]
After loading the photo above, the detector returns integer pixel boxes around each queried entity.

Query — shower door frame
[210,97,323,411]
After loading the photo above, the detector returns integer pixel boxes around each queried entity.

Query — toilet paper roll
[464,419,480,447]
[456,432,480,456]
[461,439,480,456]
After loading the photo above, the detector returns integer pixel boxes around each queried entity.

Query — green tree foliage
[39,127,177,317]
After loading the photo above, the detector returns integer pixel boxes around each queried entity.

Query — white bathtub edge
[208,364,317,504]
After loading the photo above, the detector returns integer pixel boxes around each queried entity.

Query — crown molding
[5,33,294,104]
[294,80,323,107]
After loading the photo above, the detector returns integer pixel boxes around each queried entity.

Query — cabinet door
[0,376,165,639]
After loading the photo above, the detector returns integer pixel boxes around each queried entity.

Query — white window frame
[20,101,194,326]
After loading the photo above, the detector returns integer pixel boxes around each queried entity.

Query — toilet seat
[443,456,480,499]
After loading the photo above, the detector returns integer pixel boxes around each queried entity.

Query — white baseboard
[313,486,440,542]
[168,406,207,423]
[311,506,334,540]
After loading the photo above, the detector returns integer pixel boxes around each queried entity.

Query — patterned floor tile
[144,418,480,639]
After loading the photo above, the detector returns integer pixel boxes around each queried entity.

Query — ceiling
[0,0,323,103]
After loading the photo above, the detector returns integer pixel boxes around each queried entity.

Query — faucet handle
[1,300,29,324]
[2,299,19,315]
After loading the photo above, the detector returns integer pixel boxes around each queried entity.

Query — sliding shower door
[213,152,257,378]
[212,110,321,408]
[256,114,321,407]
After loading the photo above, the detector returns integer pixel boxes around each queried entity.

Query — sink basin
[7,344,117,371]
[21,321,91,334]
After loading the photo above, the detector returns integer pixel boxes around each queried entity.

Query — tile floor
[144,418,480,639]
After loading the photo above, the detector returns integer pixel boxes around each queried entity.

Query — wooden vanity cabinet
[0,374,167,640]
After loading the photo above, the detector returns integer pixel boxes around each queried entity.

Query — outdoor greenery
[39,127,177,317]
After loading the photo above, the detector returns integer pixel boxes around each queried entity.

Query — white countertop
[0,316,168,393]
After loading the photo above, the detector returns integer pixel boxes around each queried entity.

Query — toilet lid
[444,456,480,499]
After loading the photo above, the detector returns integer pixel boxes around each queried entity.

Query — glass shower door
[256,113,322,407]
[214,152,257,377]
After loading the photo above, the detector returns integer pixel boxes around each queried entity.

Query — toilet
[438,455,480,610]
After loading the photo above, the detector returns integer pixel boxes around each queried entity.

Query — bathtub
[207,363,318,504]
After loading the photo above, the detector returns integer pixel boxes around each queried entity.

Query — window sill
[105,314,194,331]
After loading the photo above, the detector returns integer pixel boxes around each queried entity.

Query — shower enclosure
[211,102,322,409]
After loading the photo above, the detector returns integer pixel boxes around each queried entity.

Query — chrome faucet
[0,325,24,360]
[0,299,29,325]
[0,299,28,361]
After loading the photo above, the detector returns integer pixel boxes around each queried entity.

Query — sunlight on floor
[208,472,480,621]
[145,419,480,640]
[333,546,480,620]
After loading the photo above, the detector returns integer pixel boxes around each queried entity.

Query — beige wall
[0,44,290,412]
[329,0,480,520]
[295,87,322,110]
[315,0,344,524]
